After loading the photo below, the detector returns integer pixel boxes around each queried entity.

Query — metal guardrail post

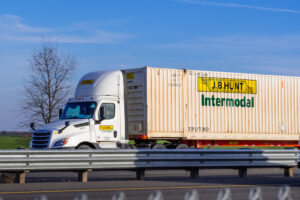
[136,169,145,180]
[190,169,199,179]
[284,168,293,177]
[78,170,89,183]
[16,171,27,184]
[239,168,247,178]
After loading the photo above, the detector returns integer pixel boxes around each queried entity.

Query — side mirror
[100,106,106,120]
[30,123,35,131]
[59,121,70,134]
[59,109,63,119]
[65,121,70,126]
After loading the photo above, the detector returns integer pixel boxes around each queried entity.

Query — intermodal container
[124,67,300,142]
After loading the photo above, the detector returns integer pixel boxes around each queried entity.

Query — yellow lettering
[99,125,114,131]
[126,73,135,79]
[80,80,94,85]
[198,77,256,94]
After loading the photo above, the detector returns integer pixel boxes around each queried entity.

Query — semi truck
[30,66,300,149]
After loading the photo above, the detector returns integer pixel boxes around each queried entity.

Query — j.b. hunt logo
[198,77,257,94]
[201,95,254,108]
[198,77,256,108]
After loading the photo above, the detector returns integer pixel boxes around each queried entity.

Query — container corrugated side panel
[146,67,185,138]
[185,70,300,141]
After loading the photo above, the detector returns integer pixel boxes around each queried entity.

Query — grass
[0,136,31,149]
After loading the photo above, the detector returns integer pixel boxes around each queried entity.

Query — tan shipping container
[124,67,300,142]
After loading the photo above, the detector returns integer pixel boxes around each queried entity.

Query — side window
[99,103,115,120]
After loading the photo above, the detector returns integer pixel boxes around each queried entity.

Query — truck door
[95,101,120,142]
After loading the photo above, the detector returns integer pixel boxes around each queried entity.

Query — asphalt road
[1,168,300,200]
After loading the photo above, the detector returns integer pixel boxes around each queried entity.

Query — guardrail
[0,149,298,184]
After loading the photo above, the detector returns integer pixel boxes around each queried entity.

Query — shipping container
[124,67,300,147]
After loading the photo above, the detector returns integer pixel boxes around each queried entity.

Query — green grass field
[0,136,31,149]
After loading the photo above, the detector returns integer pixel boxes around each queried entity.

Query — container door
[95,101,120,142]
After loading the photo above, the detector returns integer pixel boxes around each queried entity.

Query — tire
[129,144,136,149]
[176,144,189,149]
[77,144,93,149]
[151,144,167,149]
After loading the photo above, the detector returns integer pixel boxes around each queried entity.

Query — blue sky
[0,0,300,131]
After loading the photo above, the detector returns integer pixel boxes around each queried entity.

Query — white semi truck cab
[30,70,129,149]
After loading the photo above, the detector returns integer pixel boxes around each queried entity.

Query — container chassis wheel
[176,143,189,149]
[76,144,94,149]
[151,144,167,149]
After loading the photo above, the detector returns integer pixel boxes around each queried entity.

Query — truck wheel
[151,144,166,149]
[77,144,93,149]
[176,144,189,149]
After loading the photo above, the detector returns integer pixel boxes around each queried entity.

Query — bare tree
[20,44,77,127]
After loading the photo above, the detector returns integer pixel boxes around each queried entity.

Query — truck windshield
[60,102,97,119]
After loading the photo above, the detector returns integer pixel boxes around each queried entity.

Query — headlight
[54,138,69,147]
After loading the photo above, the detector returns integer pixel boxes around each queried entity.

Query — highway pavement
[1,168,300,200]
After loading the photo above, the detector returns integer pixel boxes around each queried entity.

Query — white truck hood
[36,119,90,132]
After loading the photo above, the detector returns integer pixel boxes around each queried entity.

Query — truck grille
[31,131,51,149]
